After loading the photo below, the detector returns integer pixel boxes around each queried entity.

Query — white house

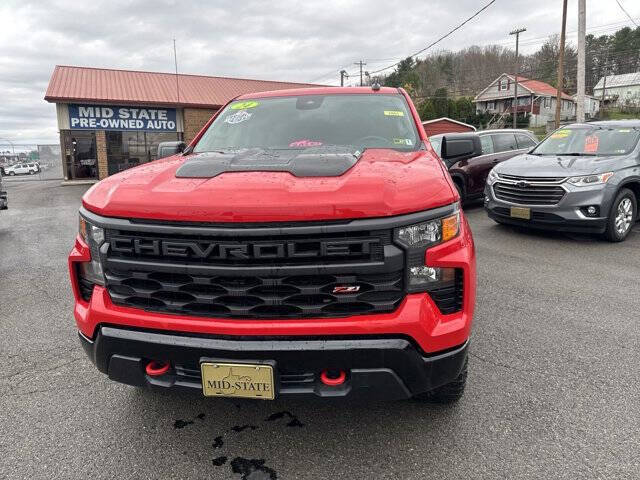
[593,72,640,107]
[571,94,601,119]
[474,73,576,128]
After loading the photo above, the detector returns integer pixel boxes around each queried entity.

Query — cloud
[0,0,633,144]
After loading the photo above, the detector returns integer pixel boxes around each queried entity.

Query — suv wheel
[9,171,15,176]
[413,356,468,404]
[604,188,636,242]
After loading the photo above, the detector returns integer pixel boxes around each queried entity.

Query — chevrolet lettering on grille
[110,236,380,260]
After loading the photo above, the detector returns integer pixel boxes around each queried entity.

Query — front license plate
[510,206,531,220]
[201,362,275,400]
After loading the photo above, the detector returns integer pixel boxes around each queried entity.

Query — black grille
[102,223,405,319]
[427,269,463,314]
[104,269,404,318]
[493,182,565,205]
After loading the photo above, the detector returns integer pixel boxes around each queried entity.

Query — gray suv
[484,121,640,242]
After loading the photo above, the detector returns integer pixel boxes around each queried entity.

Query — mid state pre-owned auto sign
[68,104,177,131]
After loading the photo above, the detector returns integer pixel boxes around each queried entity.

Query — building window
[499,79,508,91]
[487,101,495,111]
[106,131,181,175]
[544,97,550,109]
[62,131,98,180]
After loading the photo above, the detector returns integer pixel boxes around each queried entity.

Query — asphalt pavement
[1,180,638,479]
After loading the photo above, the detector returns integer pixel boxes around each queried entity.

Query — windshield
[531,126,640,156]
[193,94,420,153]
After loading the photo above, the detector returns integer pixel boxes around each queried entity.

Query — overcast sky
[1,0,638,146]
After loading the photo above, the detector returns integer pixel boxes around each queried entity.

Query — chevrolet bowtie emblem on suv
[333,286,360,293]
[516,181,530,188]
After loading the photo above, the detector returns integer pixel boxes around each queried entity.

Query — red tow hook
[145,360,170,377]
[320,369,347,386]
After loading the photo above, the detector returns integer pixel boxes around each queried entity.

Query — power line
[369,0,497,75]
[615,0,639,27]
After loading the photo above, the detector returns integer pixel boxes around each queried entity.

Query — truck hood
[82,149,455,222]
[495,153,623,177]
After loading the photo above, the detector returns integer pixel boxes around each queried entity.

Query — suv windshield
[532,126,640,156]
[193,94,420,153]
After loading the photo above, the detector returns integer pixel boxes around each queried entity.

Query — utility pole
[354,60,366,86]
[340,70,349,87]
[555,0,568,129]
[510,27,526,128]
[576,0,586,122]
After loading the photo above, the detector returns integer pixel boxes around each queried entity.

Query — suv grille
[102,227,405,319]
[493,182,565,205]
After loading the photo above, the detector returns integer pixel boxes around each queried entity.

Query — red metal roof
[517,76,574,101]
[44,65,323,108]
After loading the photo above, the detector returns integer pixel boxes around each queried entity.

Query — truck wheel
[603,188,636,242]
[414,357,468,404]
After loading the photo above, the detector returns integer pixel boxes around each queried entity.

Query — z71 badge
[333,286,360,293]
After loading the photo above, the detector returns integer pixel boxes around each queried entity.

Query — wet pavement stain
[265,411,304,427]
[173,419,194,429]
[212,456,228,467]
[231,425,258,433]
[230,457,277,480]
[212,436,224,449]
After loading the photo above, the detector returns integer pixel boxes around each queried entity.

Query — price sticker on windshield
[551,129,571,139]
[584,135,599,153]
[384,110,404,117]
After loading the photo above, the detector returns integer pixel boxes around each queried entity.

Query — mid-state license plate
[510,206,531,220]
[201,362,275,400]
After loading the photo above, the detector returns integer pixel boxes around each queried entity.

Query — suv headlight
[78,215,105,286]
[487,169,499,186]
[394,203,460,291]
[566,172,613,187]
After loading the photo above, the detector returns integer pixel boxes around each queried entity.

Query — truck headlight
[78,215,105,286]
[395,203,460,248]
[566,172,613,187]
[394,203,460,292]
[487,169,499,186]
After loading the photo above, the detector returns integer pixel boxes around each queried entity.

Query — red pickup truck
[69,86,476,403]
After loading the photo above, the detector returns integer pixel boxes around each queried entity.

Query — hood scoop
[175,146,360,178]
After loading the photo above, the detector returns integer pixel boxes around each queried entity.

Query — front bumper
[484,182,614,234]
[80,326,469,400]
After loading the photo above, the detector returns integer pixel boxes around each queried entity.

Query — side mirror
[440,136,482,162]
[157,141,186,159]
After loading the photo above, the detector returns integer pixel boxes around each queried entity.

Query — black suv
[429,129,538,203]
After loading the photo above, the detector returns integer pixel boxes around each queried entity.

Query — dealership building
[44,65,318,181]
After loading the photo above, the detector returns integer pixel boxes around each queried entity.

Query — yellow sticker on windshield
[384,110,404,117]
[551,129,571,139]
[230,101,260,110]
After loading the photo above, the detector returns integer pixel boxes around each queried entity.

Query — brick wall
[183,108,218,144]
[96,130,108,179]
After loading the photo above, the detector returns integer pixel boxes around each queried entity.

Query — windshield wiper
[557,152,598,156]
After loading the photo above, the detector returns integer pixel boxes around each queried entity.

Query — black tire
[414,356,468,404]
[453,179,465,203]
[603,188,636,242]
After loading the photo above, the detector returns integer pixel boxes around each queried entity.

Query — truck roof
[236,86,401,100]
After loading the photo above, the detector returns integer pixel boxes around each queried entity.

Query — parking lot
[0,179,638,479]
